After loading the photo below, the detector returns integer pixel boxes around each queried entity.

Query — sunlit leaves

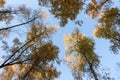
[0,0,5,7]
[39,10,49,19]
[100,8,120,25]
[49,0,84,26]
[86,0,100,18]
[29,41,59,65]
[17,24,60,79]
[0,0,120,80]
[0,30,10,40]
[0,9,13,24]
[0,65,18,80]
[64,28,99,79]
[0,23,60,79]
[0,4,32,25]
[86,0,112,19]
[94,8,120,53]
[26,24,56,43]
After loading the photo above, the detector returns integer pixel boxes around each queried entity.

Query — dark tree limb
[0,31,43,69]
[0,40,31,66]
[22,65,34,80]
[76,49,99,80]
[0,16,37,31]
[82,53,98,80]
[101,0,109,6]
[0,59,31,68]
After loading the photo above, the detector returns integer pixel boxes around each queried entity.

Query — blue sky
[1,0,120,80]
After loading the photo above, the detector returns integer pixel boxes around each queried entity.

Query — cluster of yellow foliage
[0,0,5,7]
[64,28,99,79]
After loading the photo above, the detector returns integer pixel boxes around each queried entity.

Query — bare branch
[0,40,31,66]
[101,0,109,6]
[0,16,38,31]
[0,59,31,68]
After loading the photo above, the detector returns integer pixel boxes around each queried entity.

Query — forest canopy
[0,0,120,80]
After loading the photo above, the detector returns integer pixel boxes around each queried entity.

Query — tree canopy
[0,0,120,80]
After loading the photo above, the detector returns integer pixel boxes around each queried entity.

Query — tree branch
[22,65,34,80]
[0,16,38,31]
[101,0,109,6]
[0,59,31,68]
[0,31,43,68]
[1,40,31,66]
[113,37,120,43]
[82,53,98,80]
[76,48,98,80]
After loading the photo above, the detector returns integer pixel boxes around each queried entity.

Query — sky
[1,0,120,80]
